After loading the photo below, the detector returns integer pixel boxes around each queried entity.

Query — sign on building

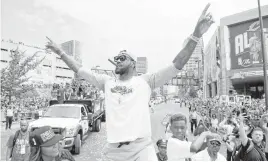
[220,95,229,104]
[229,18,268,69]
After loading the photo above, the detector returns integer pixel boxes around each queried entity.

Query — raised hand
[45,36,63,55]
[193,3,215,37]
[239,113,245,124]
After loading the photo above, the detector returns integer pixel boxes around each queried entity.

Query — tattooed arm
[45,37,111,90]
[141,3,214,90]
[173,32,200,70]
[141,30,204,89]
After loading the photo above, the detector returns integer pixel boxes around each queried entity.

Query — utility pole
[257,0,268,111]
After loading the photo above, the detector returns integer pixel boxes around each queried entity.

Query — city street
[1,102,226,160]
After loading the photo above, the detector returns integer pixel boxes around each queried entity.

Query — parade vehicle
[29,99,105,155]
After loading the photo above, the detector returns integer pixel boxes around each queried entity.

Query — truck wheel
[101,113,106,122]
[93,119,101,132]
[73,134,81,154]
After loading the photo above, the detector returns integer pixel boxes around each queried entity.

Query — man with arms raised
[191,133,226,161]
[167,113,212,160]
[234,114,267,161]
[46,3,214,161]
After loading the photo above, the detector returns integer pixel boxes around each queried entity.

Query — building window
[1,48,8,51]
[56,66,71,70]
[1,60,8,63]
[56,76,72,79]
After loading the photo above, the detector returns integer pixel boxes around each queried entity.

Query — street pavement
[1,102,227,160]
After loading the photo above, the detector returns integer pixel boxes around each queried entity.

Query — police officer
[156,139,168,161]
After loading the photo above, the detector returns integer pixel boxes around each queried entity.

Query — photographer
[234,114,267,161]
[223,131,241,161]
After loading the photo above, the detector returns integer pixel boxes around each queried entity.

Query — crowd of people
[3,80,104,161]
[5,3,268,161]
[156,96,268,161]
[50,80,102,103]
[2,97,49,128]
[1,79,102,130]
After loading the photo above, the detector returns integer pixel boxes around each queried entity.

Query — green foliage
[1,48,45,104]
[189,86,198,98]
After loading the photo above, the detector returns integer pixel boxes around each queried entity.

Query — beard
[115,66,128,75]
[21,128,28,132]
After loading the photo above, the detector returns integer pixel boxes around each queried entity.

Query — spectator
[251,110,261,128]
[6,119,31,161]
[234,114,267,161]
[211,114,219,131]
[219,115,237,136]
[166,113,203,160]
[6,106,14,130]
[223,133,241,161]
[29,126,75,161]
[260,113,268,159]
[156,139,168,161]
[189,108,198,134]
[64,83,73,100]
[51,84,58,100]
[57,85,65,104]
[191,133,226,161]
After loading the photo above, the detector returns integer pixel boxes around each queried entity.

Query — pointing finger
[202,3,211,16]
[46,36,53,43]
[206,12,212,19]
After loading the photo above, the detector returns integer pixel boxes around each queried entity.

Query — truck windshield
[43,106,80,118]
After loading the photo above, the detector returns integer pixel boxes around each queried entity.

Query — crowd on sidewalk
[156,96,268,161]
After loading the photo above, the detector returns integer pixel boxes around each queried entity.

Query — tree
[1,48,45,105]
[188,86,198,98]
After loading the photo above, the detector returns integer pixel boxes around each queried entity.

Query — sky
[2,0,268,73]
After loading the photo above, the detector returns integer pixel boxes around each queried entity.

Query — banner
[244,95,252,105]
[236,95,245,106]
[229,17,268,70]
[220,95,229,104]
[228,96,236,105]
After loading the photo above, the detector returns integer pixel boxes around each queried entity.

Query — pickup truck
[29,99,105,155]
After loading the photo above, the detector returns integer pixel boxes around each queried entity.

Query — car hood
[30,117,79,128]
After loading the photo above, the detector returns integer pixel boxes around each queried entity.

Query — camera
[222,135,230,143]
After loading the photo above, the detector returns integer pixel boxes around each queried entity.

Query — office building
[136,57,148,75]
[1,39,82,84]
[203,5,268,98]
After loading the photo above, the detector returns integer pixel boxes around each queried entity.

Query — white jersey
[167,137,193,161]
[78,63,179,143]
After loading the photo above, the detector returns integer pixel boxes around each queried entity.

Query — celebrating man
[46,3,214,161]
[191,133,226,161]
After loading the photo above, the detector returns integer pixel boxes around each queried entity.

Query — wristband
[58,50,65,57]
[189,34,200,43]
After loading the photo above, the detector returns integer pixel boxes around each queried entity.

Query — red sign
[229,18,268,69]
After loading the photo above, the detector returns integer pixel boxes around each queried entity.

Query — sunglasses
[159,146,167,149]
[114,55,133,62]
[114,55,131,62]
[210,141,221,147]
